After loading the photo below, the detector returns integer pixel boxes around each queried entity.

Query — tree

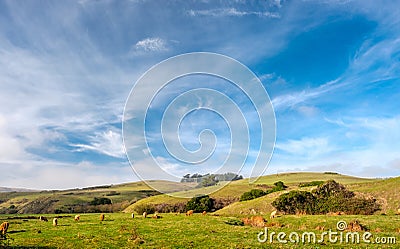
[197,175,219,188]
[186,195,214,212]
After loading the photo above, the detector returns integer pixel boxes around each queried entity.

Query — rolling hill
[123,172,388,214]
[1,172,398,215]
[0,180,195,214]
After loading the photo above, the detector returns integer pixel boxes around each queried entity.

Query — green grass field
[1,213,399,248]
[1,172,399,248]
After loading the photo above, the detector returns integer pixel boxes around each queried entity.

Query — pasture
[1,213,398,248]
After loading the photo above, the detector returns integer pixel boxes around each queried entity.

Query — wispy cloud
[187,8,280,18]
[271,78,343,110]
[131,37,170,55]
[71,129,126,159]
[275,137,334,159]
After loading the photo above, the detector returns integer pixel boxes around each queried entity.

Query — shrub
[213,197,238,210]
[312,180,354,199]
[272,181,287,191]
[272,180,380,215]
[240,189,266,201]
[89,197,112,206]
[298,181,325,187]
[240,181,287,202]
[272,191,316,214]
[186,195,214,212]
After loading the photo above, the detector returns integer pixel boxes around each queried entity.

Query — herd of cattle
[0,209,271,239]
[0,210,204,238]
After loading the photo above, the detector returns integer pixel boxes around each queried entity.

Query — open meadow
[1,213,399,248]
[1,173,399,248]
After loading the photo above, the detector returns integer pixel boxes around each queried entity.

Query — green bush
[272,181,287,191]
[240,189,266,201]
[89,197,112,205]
[186,195,214,212]
[272,190,316,214]
[240,181,287,202]
[272,180,380,215]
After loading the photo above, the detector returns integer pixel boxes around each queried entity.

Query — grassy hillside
[124,172,380,214]
[348,176,400,214]
[1,172,397,216]
[215,174,398,216]
[0,181,194,214]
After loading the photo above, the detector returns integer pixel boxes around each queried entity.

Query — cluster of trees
[272,180,381,215]
[181,172,243,188]
[240,181,287,201]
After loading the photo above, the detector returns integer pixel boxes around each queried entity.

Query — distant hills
[0,187,37,193]
[1,172,398,215]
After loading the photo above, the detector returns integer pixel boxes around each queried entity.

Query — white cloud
[275,137,333,159]
[271,78,343,111]
[270,116,400,177]
[187,8,280,18]
[296,105,319,117]
[71,129,126,158]
[132,37,169,53]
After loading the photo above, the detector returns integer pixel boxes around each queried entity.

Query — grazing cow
[186,210,194,216]
[39,216,48,222]
[270,210,277,219]
[202,211,207,216]
[0,222,9,236]
[131,213,135,219]
[143,212,147,218]
[52,218,58,226]
[74,215,80,221]
[100,213,105,221]
[152,214,161,219]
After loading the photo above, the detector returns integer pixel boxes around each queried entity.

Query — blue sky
[0,0,399,189]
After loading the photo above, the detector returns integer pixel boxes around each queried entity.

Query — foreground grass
[1,213,399,248]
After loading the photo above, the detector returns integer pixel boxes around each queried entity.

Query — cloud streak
[187,8,280,18]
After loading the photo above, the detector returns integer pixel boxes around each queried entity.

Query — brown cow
[202,211,207,216]
[186,210,194,216]
[100,213,105,221]
[74,215,81,221]
[0,222,9,236]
